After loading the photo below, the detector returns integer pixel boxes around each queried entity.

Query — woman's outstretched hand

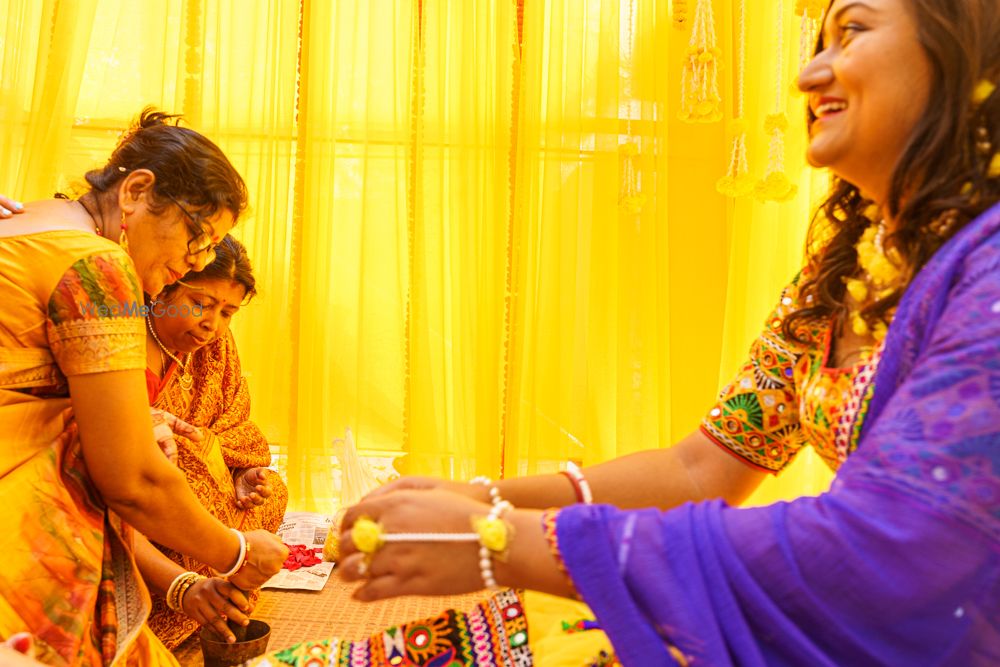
[338,489,495,601]
[227,530,288,590]
[234,468,273,510]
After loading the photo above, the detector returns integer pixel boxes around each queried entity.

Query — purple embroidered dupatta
[557,202,1000,666]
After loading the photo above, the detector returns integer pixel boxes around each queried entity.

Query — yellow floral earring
[119,210,129,253]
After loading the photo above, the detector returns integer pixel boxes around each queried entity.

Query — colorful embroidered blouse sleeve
[700,275,821,473]
[46,250,146,375]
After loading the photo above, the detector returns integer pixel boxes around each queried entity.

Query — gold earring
[928,208,960,238]
[975,124,992,157]
[119,210,130,253]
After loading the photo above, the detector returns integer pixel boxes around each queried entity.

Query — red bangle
[559,463,593,504]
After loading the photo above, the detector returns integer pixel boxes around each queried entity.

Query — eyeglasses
[164,194,219,259]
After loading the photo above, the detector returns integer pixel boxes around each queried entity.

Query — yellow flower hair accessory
[972,79,996,105]
[848,221,905,343]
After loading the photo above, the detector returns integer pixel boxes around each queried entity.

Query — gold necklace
[146,315,193,391]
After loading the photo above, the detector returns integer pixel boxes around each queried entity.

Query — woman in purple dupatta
[322,0,1000,665]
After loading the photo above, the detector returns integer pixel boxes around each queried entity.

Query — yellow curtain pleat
[4,0,97,200]
[399,0,514,481]
[2,0,835,511]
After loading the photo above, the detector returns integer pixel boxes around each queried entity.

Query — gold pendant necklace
[146,315,193,391]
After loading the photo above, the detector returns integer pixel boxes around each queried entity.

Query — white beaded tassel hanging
[755,0,798,202]
[716,0,752,197]
[620,0,645,215]
[795,0,825,76]
[679,0,722,123]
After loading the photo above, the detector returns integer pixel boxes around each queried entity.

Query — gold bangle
[166,572,203,613]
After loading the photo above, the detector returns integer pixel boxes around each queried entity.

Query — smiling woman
[246,0,1000,665]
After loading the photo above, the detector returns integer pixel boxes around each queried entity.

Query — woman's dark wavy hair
[73,107,248,231]
[162,235,257,304]
[784,0,1000,341]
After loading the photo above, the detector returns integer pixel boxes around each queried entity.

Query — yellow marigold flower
[851,313,870,336]
[351,517,384,555]
[844,278,868,302]
[989,153,1000,179]
[716,174,754,198]
[696,100,718,116]
[619,142,639,158]
[474,516,509,553]
[972,79,996,105]
[764,113,789,134]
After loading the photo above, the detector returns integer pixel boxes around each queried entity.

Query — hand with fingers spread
[234,467,273,510]
[180,577,252,644]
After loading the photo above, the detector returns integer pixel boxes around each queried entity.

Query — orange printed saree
[0,231,176,666]
[147,330,287,649]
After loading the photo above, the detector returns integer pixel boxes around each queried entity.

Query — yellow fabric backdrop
[1,0,832,511]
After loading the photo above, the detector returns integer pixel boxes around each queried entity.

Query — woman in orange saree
[0,110,287,666]
[140,235,289,649]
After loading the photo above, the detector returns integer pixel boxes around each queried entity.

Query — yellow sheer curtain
[400,0,516,480]
[2,0,835,510]
[505,0,680,473]
[289,0,413,507]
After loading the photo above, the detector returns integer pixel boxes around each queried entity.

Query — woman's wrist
[215,528,247,576]
[492,508,576,598]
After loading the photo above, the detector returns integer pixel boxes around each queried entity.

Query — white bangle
[216,528,246,577]
[478,500,513,590]
[470,476,503,507]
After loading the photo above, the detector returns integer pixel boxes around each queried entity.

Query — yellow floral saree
[148,330,288,649]
[0,231,177,666]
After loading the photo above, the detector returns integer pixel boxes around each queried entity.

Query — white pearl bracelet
[470,475,504,507]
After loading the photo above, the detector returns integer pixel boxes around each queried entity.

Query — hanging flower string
[619,0,645,215]
[679,0,722,123]
[672,0,689,30]
[755,0,798,202]
[795,1,826,74]
[619,142,646,214]
[716,0,752,197]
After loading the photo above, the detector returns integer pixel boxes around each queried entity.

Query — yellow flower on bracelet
[473,515,510,554]
[351,517,385,555]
